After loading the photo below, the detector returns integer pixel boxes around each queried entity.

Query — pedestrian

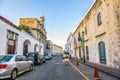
[62,53,70,65]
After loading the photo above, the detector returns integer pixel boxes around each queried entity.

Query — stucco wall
[0,19,44,55]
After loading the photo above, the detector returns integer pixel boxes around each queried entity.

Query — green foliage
[74,45,81,51]
[19,25,30,32]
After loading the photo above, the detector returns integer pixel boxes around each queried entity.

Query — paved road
[16,56,85,80]
[3,55,119,80]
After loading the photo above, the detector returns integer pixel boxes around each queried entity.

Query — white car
[0,54,34,80]
[44,53,52,60]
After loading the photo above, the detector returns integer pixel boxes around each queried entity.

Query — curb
[73,58,120,79]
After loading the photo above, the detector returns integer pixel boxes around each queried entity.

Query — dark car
[39,54,46,64]
[27,52,41,65]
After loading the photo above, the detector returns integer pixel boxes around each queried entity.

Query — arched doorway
[98,42,106,64]
[23,40,31,56]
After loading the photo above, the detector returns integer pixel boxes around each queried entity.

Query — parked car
[0,54,34,80]
[44,53,52,60]
[39,54,46,64]
[27,52,41,65]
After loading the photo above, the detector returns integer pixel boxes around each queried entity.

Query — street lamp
[82,31,85,63]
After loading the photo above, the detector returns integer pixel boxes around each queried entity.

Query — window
[98,42,106,64]
[46,44,49,49]
[0,55,13,62]
[15,55,21,61]
[97,13,102,26]
[7,30,18,54]
[85,27,87,35]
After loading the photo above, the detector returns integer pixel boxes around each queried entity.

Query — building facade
[20,16,47,43]
[72,0,120,69]
[65,33,74,57]
[44,40,53,54]
[53,44,63,55]
[0,16,44,55]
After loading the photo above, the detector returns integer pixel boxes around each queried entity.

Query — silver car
[0,54,34,80]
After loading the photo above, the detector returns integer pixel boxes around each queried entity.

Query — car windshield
[28,53,35,57]
[0,55,13,62]
[44,53,48,56]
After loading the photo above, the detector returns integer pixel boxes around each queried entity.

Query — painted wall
[0,19,44,55]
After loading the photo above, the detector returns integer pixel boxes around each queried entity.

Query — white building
[0,16,44,55]
[65,33,74,57]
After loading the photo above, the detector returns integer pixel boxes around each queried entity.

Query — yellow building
[72,0,120,69]
[20,16,47,43]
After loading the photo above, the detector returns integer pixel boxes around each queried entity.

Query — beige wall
[20,18,38,28]
[72,0,120,69]
[53,44,62,55]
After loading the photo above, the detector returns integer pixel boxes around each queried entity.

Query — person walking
[63,53,70,65]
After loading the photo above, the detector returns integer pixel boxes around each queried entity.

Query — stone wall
[72,0,120,69]
[20,18,38,28]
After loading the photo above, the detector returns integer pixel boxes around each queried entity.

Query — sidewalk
[74,59,120,79]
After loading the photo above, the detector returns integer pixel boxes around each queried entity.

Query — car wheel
[30,64,33,71]
[11,69,17,80]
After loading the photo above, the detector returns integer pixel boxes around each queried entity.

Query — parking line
[70,63,89,80]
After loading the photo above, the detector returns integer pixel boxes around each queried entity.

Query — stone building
[53,44,63,55]
[44,40,53,54]
[72,0,120,69]
[20,16,47,43]
[0,16,44,55]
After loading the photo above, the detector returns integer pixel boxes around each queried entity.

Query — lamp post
[82,31,85,63]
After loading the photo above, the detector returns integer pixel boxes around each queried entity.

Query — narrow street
[15,55,119,80]
[16,55,84,80]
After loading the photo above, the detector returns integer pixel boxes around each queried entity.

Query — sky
[0,0,94,48]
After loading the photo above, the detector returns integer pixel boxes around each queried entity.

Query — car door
[15,55,25,73]
[21,56,30,70]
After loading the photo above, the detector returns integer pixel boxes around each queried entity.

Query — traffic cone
[76,60,79,66]
[94,67,99,78]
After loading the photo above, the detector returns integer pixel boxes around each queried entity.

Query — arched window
[34,44,38,52]
[98,42,106,64]
[97,13,102,26]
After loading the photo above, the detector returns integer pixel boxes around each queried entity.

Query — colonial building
[72,0,120,69]
[65,33,74,57]
[44,40,53,54]
[0,16,44,55]
[53,44,63,55]
[20,16,47,43]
